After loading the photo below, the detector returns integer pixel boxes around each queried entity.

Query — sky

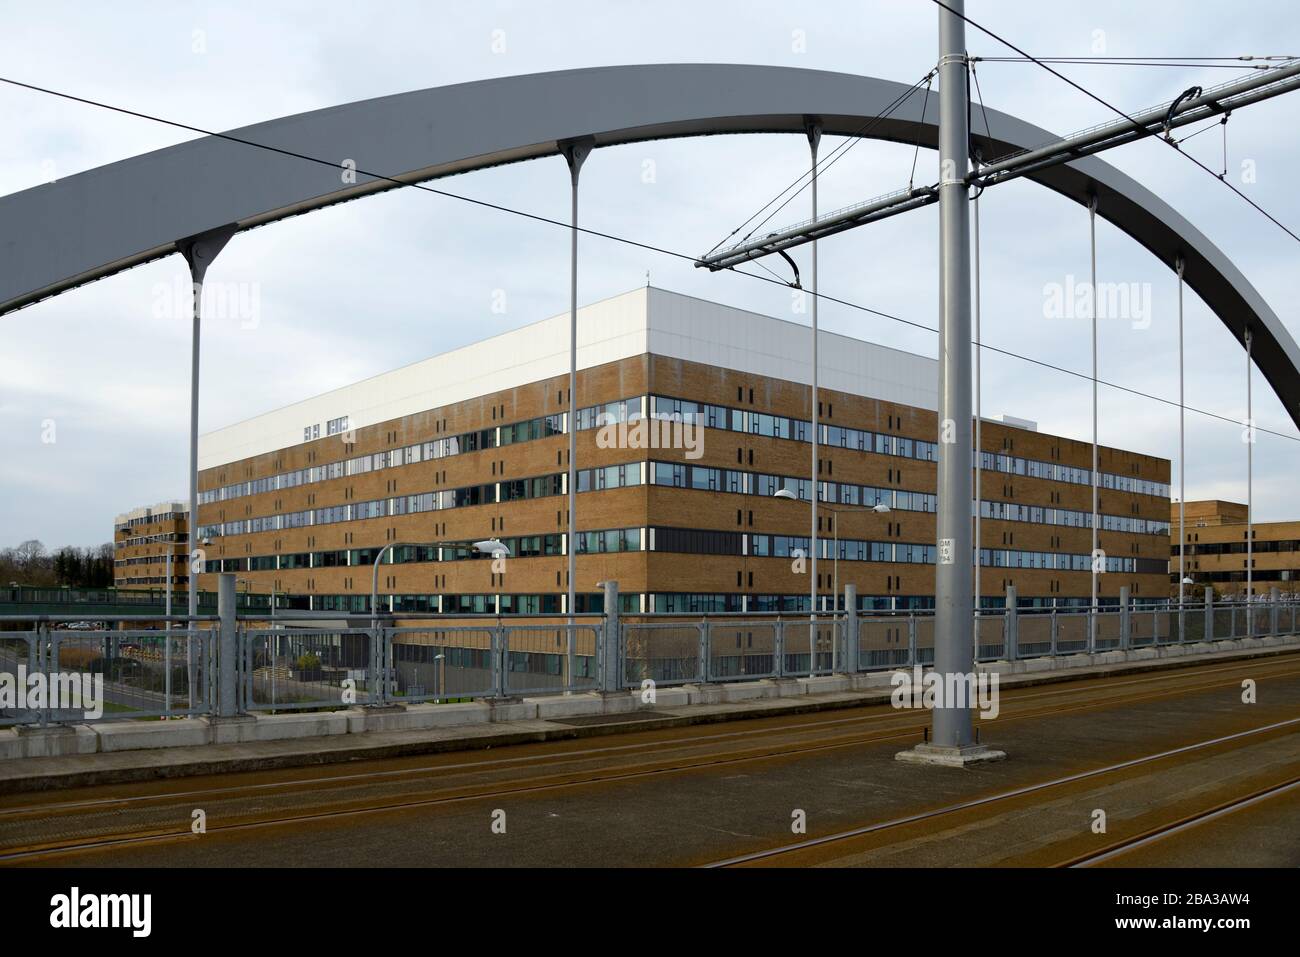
[1,0,1299,547]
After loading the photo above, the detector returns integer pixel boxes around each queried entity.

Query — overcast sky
[2,0,1299,547]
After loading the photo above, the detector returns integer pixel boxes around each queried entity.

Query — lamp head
[473,538,511,557]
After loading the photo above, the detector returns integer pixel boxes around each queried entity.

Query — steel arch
[2,63,1297,427]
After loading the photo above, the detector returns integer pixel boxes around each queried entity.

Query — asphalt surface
[2,652,1298,867]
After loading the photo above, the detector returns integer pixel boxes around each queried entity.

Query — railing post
[241,627,251,711]
[1204,586,1214,642]
[368,624,379,704]
[1049,608,1058,657]
[492,622,507,698]
[1270,586,1280,637]
[907,613,917,667]
[566,618,577,693]
[773,618,785,678]
[1119,585,1130,651]
[37,623,51,727]
[383,626,394,702]
[601,580,620,692]
[698,619,709,683]
[842,583,858,674]
[217,572,238,717]
[1005,585,1018,661]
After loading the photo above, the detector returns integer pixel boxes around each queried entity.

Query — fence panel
[1055,612,1089,654]
[388,626,497,702]
[504,624,599,696]
[1231,604,1246,638]
[913,615,935,665]
[1130,608,1155,646]
[1179,606,1204,644]
[780,620,838,677]
[1151,608,1173,645]
[622,622,702,687]
[1017,613,1053,658]
[858,617,910,670]
[46,628,215,721]
[1211,607,1230,641]
[1252,604,1273,638]
[0,632,40,726]
[1093,611,1122,651]
[707,621,778,681]
[975,614,1005,661]
[243,628,372,712]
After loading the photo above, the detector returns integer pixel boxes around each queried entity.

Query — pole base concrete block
[642,686,690,708]
[202,714,258,744]
[684,683,724,705]
[487,699,536,722]
[851,672,899,690]
[11,724,98,757]
[799,675,851,694]
[895,741,1007,767]
[597,692,636,715]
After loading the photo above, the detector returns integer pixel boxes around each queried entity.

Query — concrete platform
[0,637,1295,793]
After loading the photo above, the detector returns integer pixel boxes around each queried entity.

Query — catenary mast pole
[898,0,1004,766]
[563,140,592,629]
[931,0,975,750]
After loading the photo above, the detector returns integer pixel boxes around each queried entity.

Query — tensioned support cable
[1088,194,1100,643]
[972,171,984,637]
[1177,256,1187,608]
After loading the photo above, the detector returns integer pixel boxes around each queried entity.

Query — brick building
[1171,499,1300,598]
[191,287,1171,615]
[112,501,189,591]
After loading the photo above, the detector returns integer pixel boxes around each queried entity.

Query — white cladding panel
[198,289,651,469]
[199,287,938,469]
[644,288,937,408]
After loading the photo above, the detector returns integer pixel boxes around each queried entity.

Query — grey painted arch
[2,62,1298,428]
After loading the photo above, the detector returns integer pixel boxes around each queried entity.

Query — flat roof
[198,286,940,469]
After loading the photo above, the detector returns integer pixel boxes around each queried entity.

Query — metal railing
[4,591,1299,728]
[1,617,218,726]
[241,627,374,712]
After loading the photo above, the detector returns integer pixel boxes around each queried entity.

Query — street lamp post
[368,538,509,705]
[157,537,184,714]
[369,538,510,628]
[773,488,888,674]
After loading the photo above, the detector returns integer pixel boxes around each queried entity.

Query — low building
[112,501,189,592]
[1170,499,1300,598]
[191,286,1171,615]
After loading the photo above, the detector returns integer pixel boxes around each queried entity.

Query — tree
[13,539,46,572]
[0,540,116,588]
